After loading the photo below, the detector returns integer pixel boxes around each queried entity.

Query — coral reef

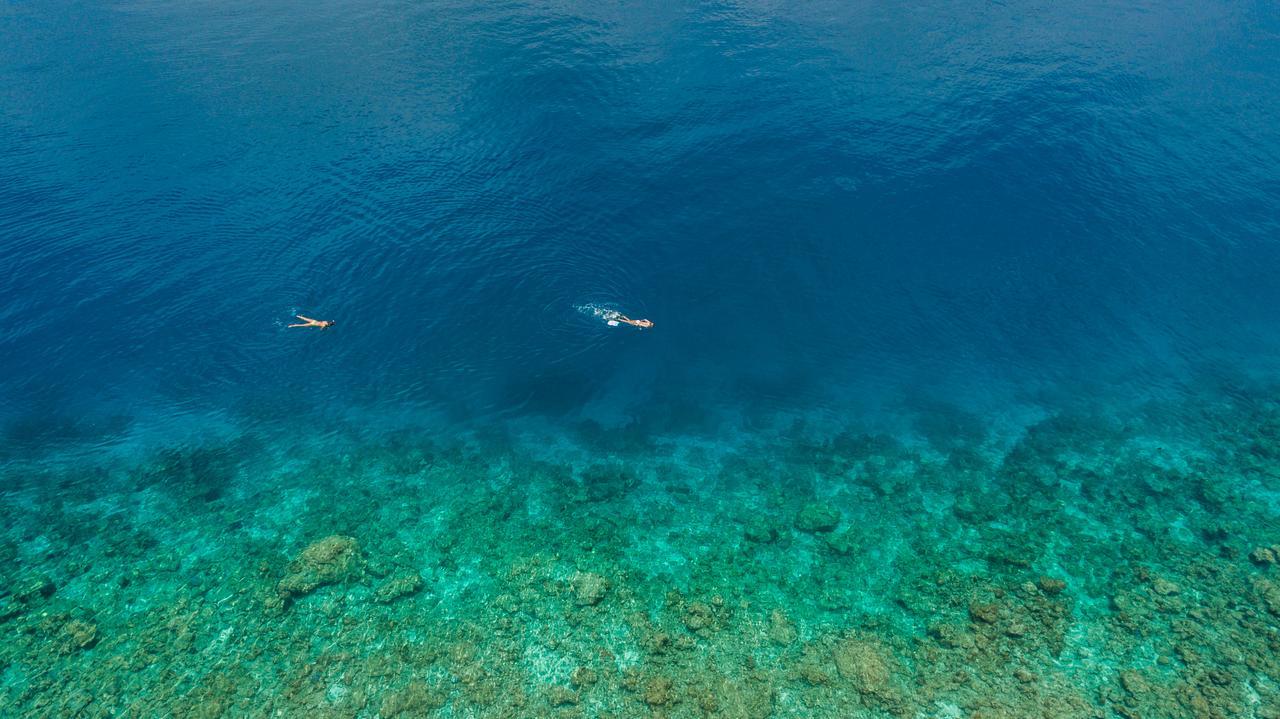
[2,386,1280,717]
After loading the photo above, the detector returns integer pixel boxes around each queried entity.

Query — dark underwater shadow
[495,366,599,418]
[0,409,134,469]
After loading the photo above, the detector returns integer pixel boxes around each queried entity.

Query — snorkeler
[603,311,653,329]
[288,315,335,330]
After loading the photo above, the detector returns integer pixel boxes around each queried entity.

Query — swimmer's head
[637,319,653,328]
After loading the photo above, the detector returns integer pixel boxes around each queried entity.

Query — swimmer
[603,311,653,329]
[288,315,335,330]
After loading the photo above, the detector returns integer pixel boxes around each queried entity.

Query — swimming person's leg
[574,303,624,326]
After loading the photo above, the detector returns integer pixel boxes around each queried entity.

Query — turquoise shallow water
[4,0,1280,716]
[7,388,1280,717]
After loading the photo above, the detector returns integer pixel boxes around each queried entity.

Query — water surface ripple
[1,0,1278,439]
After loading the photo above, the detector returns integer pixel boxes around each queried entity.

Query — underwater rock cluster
[279,535,361,597]
[2,386,1280,717]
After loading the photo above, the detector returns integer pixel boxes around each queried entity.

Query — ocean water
[3,0,1280,717]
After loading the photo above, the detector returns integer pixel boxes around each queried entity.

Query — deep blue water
[3,0,1280,446]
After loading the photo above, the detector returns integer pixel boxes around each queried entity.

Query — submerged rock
[379,681,444,718]
[833,636,894,697]
[710,676,776,719]
[546,686,579,706]
[580,463,637,502]
[14,574,56,603]
[768,608,797,645]
[795,502,841,533]
[927,622,974,649]
[38,613,99,654]
[968,601,1000,624]
[1037,576,1068,595]
[59,618,99,653]
[1249,546,1278,565]
[683,601,714,631]
[0,595,22,623]
[570,667,598,687]
[278,535,361,599]
[570,571,609,606]
[1254,577,1280,616]
[373,571,423,604]
[1013,667,1039,684]
[643,676,674,706]
[823,528,859,555]
[743,517,779,543]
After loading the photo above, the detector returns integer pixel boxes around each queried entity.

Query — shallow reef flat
[3,387,1280,719]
